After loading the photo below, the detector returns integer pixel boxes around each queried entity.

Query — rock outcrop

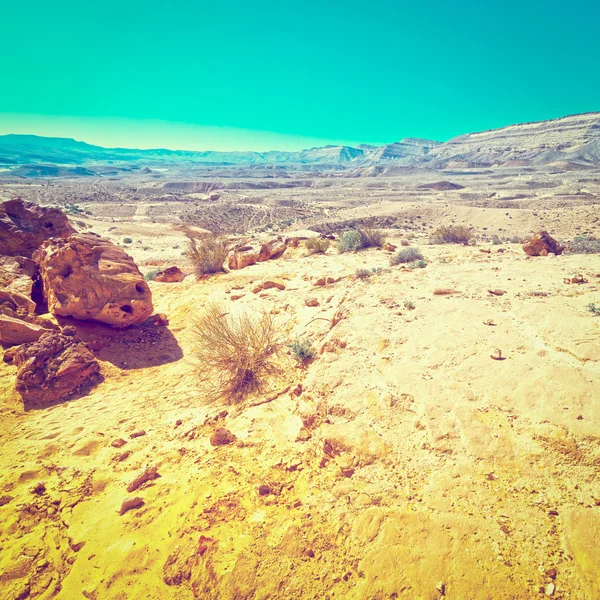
[34,233,153,327]
[228,238,287,270]
[0,198,75,257]
[522,231,564,256]
[154,266,185,283]
[0,315,52,346]
[0,256,38,312]
[5,328,100,407]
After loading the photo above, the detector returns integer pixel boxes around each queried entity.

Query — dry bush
[337,228,385,253]
[358,227,385,248]
[305,237,330,255]
[186,235,229,276]
[391,247,424,265]
[191,303,282,403]
[431,226,473,244]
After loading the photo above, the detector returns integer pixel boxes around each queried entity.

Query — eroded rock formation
[35,233,153,327]
[522,231,564,256]
[0,198,75,257]
[0,255,39,313]
[155,266,185,283]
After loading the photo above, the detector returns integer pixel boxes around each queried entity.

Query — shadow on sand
[56,317,184,369]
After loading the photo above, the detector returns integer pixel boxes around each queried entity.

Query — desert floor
[1,220,600,599]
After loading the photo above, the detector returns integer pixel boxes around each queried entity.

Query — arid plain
[1,115,600,599]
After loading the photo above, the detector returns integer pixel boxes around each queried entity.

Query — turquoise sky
[1,0,598,150]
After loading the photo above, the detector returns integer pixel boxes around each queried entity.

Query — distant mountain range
[0,112,599,176]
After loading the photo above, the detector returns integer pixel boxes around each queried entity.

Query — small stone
[127,466,159,493]
[305,298,319,307]
[544,568,557,580]
[0,494,13,506]
[488,289,504,296]
[210,428,236,446]
[545,582,555,596]
[490,349,503,360]
[436,581,446,595]
[258,484,272,496]
[31,481,46,495]
[119,497,144,515]
[130,430,146,439]
[111,438,127,448]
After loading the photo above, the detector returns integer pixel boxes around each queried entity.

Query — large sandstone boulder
[0,256,38,312]
[34,233,153,327]
[258,238,287,262]
[5,328,100,407]
[0,198,75,257]
[522,231,564,256]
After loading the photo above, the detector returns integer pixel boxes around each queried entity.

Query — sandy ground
[1,230,599,599]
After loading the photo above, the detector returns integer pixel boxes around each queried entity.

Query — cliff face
[427,112,600,167]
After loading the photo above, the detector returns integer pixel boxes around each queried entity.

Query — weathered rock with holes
[154,266,185,283]
[522,231,564,256]
[0,198,75,257]
[34,233,153,327]
[7,328,101,407]
[0,255,39,313]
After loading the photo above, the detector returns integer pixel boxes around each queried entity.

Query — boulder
[7,328,101,407]
[154,266,185,283]
[258,238,287,262]
[522,231,564,256]
[0,315,52,346]
[228,245,260,270]
[0,255,38,313]
[0,198,75,257]
[34,233,153,327]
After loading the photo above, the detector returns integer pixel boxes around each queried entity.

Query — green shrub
[569,236,600,254]
[288,338,316,363]
[408,259,427,269]
[305,237,330,255]
[587,303,600,316]
[144,269,160,282]
[404,300,416,310]
[358,228,385,248]
[337,228,385,253]
[123,237,133,244]
[431,226,473,244]
[391,247,424,265]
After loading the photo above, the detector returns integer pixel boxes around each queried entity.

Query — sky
[0,0,599,151]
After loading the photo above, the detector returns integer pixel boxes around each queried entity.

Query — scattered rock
[436,581,446,596]
[9,330,101,407]
[119,496,144,515]
[383,243,397,252]
[154,266,185,283]
[130,430,146,439]
[305,298,319,307]
[0,494,13,506]
[488,289,505,296]
[152,313,169,327]
[0,198,75,257]
[30,482,46,495]
[483,319,496,326]
[480,248,491,254]
[228,245,260,270]
[522,231,564,256]
[111,438,127,448]
[34,232,153,327]
[258,238,287,262]
[127,466,159,493]
[252,281,286,293]
[544,582,555,596]
[490,349,504,360]
[564,274,587,284]
[314,277,338,286]
[544,568,557,580]
[210,428,236,446]
[258,484,272,496]
[230,294,245,301]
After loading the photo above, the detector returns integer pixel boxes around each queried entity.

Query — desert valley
[0,112,599,600]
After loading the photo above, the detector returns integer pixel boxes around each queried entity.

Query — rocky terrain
[0,114,599,599]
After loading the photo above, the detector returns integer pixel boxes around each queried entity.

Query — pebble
[130,430,146,439]
[119,496,144,516]
[127,466,159,493]
[111,438,127,448]
[210,428,236,446]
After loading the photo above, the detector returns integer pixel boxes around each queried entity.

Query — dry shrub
[431,226,473,244]
[191,303,282,403]
[433,288,459,295]
[358,227,385,248]
[305,237,330,255]
[337,228,385,253]
[186,235,229,276]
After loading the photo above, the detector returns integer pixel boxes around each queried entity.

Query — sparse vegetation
[337,228,385,253]
[122,237,133,244]
[186,235,230,276]
[431,226,473,244]
[587,303,600,316]
[391,247,424,265]
[408,259,427,269]
[191,303,282,403]
[355,268,371,279]
[568,236,600,254]
[305,237,330,255]
[289,338,316,363]
[400,239,410,246]
[143,269,160,282]
[404,300,416,310]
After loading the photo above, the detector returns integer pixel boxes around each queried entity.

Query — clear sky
[1,0,598,151]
